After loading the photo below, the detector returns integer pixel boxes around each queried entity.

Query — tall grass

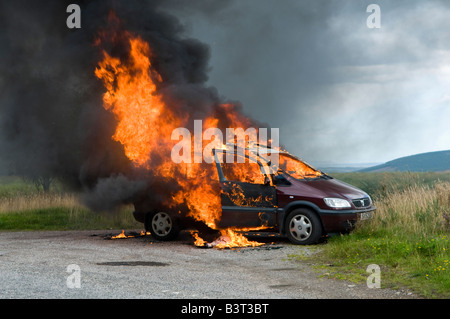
[0,192,82,213]
[0,176,141,230]
[331,171,450,200]
[315,175,450,298]
[371,182,449,234]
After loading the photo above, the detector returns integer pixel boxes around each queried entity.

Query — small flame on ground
[190,230,207,247]
[191,229,264,249]
[111,230,129,239]
[111,230,150,239]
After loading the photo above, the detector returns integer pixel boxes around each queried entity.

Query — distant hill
[359,150,450,172]
[318,164,381,173]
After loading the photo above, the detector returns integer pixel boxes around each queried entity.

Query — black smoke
[0,0,260,211]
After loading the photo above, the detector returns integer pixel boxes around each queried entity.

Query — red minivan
[133,146,375,245]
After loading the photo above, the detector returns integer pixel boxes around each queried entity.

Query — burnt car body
[133,146,375,244]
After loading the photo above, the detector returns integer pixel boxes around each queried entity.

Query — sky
[160,0,450,165]
[4,0,449,207]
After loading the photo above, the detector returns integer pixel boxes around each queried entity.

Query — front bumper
[318,206,376,233]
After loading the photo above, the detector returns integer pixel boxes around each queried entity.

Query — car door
[213,151,278,229]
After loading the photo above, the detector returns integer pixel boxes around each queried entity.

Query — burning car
[133,146,375,245]
[93,21,374,246]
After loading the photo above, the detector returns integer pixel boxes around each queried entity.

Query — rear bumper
[133,210,146,224]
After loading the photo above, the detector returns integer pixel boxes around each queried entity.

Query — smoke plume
[0,0,264,211]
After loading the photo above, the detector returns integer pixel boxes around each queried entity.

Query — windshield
[275,154,324,180]
[216,148,326,181]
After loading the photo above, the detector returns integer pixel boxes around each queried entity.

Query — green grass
[292,173,450,299]
[0,207,141,231]
[318,231,449,297]
[0,176,141,231]
[2,174,449,297]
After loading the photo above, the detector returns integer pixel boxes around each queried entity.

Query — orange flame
[190,230,207,247]
[215,229,264,249]
[95,36,176,168]
[111,230,131,239]
[111,230,150,239]
[95,20,270,247]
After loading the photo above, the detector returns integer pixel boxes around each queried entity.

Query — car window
[272,173,291,186]
[277,154,322,180]
[221,159,266,184]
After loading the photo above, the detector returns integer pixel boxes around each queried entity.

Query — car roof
[212,144,323,176]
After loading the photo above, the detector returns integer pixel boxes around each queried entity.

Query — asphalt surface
[0,230,418,299]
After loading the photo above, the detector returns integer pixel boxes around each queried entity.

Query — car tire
[146,211,180,241]
[285,208,323,245]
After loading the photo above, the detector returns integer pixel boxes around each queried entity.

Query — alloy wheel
[288,214,312,241]
[151,212,172,236]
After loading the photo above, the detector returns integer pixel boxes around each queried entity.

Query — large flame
[94,35,176,168]
[95,20,270,248]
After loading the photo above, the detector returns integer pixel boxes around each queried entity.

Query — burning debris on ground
[104,230,150,240]
[190,229,265,249]
[104,229,281,250]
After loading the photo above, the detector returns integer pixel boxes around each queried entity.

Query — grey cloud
[161,0,450,164]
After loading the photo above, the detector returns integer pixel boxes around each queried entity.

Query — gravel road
[0,230,418,299]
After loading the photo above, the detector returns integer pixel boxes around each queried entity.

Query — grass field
[0,176,141,231]
[1,172,449,298]
[298,171,450,298]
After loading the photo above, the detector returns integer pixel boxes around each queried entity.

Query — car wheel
[146,211,179,241]
[285,208,323,245]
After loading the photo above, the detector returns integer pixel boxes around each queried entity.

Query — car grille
[352,197,371,208]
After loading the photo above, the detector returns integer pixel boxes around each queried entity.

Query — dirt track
[0,230,418,299]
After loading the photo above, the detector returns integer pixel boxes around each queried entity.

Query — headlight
[324,198,351,208]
